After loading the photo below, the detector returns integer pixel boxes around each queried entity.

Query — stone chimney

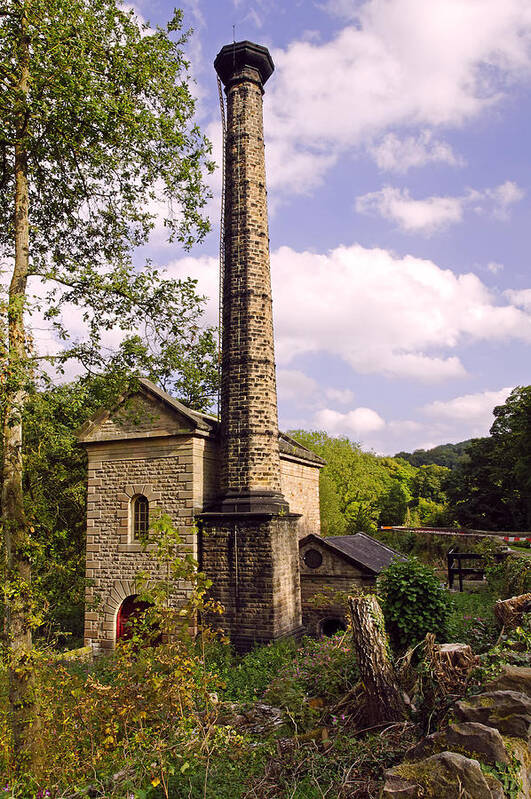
[198,42,302,651]
[214,41,287,514]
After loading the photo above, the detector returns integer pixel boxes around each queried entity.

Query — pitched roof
[136,378,215,431]
[299,532,404,574]
[78,378,324,467]
[279,432,325,466]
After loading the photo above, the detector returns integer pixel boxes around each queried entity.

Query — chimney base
[197,513,303,651]
[208,490,289,515]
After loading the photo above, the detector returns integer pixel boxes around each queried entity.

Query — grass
[446,587,498,652]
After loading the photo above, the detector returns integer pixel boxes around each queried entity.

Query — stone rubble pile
[381,665,531,798]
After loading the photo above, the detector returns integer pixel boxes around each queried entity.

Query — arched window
[132,494,149,540]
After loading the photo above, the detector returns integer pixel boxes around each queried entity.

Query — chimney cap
[214,40,274,87]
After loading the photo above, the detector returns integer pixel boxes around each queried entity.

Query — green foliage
[379,557,450,648]
[446,590,498,652]
[264,632,358,731]
[0,0,216,409]
[378,482,410,527]
[288,430,447,536]
[447,387,531,530]
[205,637,298,703]
[485,555,531,599]
[481,758,522,799]
[475,613,531,683]
[395,441,474,470]
[0,509,225,794]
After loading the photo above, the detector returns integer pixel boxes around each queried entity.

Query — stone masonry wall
[84,437,197,652]
[219,61,283,496]
[280,458,321,537]
[200,514,302,651]
[299,539,375,636]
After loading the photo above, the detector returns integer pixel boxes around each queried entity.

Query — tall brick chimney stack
[214,41,287,514]
[198,42,302,651]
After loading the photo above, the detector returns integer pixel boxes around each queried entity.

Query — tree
[0,0,213,766]
[447,387,531,531]
[18,334,218,647]
[378,481,410,526]
[289,431,393,534]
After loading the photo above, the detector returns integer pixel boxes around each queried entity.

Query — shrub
[485,555,531,599]
[205,637,298,703]
[263,632,358,731]
[379,557,450,648]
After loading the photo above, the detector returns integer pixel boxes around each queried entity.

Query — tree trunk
[1,5,38,770]
[348,594,407,727]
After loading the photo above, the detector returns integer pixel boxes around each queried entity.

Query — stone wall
[299,538,375,636]
[280,457,321,538]
[199,514,303,651]
[84,436,198,652]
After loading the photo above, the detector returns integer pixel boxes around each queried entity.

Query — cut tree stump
[494,593,531,630]
[348,594,407,726]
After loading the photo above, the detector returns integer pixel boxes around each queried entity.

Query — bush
[486,555,531,599]
[205,637,298,703]
[379,557,450,648]
[264,632,359,731]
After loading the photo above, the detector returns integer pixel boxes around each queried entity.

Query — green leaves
[447,386,531,530]
[1,0,214,369]
[379,557,450,648]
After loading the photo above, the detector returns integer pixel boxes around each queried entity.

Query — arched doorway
[116,595,152,642]
[320,618,346,637]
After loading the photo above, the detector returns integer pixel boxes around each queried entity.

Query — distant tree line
[394,440,473,470]
[296,386,531,539]
[289,430,452,536]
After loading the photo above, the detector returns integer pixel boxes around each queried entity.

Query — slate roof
[78,378,325,467]
[300,532,404,574]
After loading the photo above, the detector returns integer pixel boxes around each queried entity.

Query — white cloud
[262,0,531,196]
[484,180,525,218]
[277,369,319,405]
[324,387,355,404]
[316,387,514,453]
[504,288,531,311]
[356,187,464,234]
[422,387,513,425]
[368,130,463,173]
[166,243,531,383]
[355,182,524,234]
[487,261,504,274]
[314,406,386,437]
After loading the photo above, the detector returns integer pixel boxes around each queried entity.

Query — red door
[116,595,151,641]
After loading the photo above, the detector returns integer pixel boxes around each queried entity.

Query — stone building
[79,39,400,653]
[299,533,404,637]
[78,378,324,653]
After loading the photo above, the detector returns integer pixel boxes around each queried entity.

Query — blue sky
[129,0,531,455]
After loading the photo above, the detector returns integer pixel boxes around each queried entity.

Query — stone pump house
[80,39,400,653]
[78,378,324,653]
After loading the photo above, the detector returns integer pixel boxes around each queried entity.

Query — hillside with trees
[395,439,474,470]
[289,430,452,536]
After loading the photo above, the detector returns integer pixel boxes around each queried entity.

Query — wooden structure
[447,547,508,592]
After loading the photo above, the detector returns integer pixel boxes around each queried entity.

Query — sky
[128,0,531,455]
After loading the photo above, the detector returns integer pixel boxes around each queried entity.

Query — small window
[303,548,323,569]
[132,495,149,540]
